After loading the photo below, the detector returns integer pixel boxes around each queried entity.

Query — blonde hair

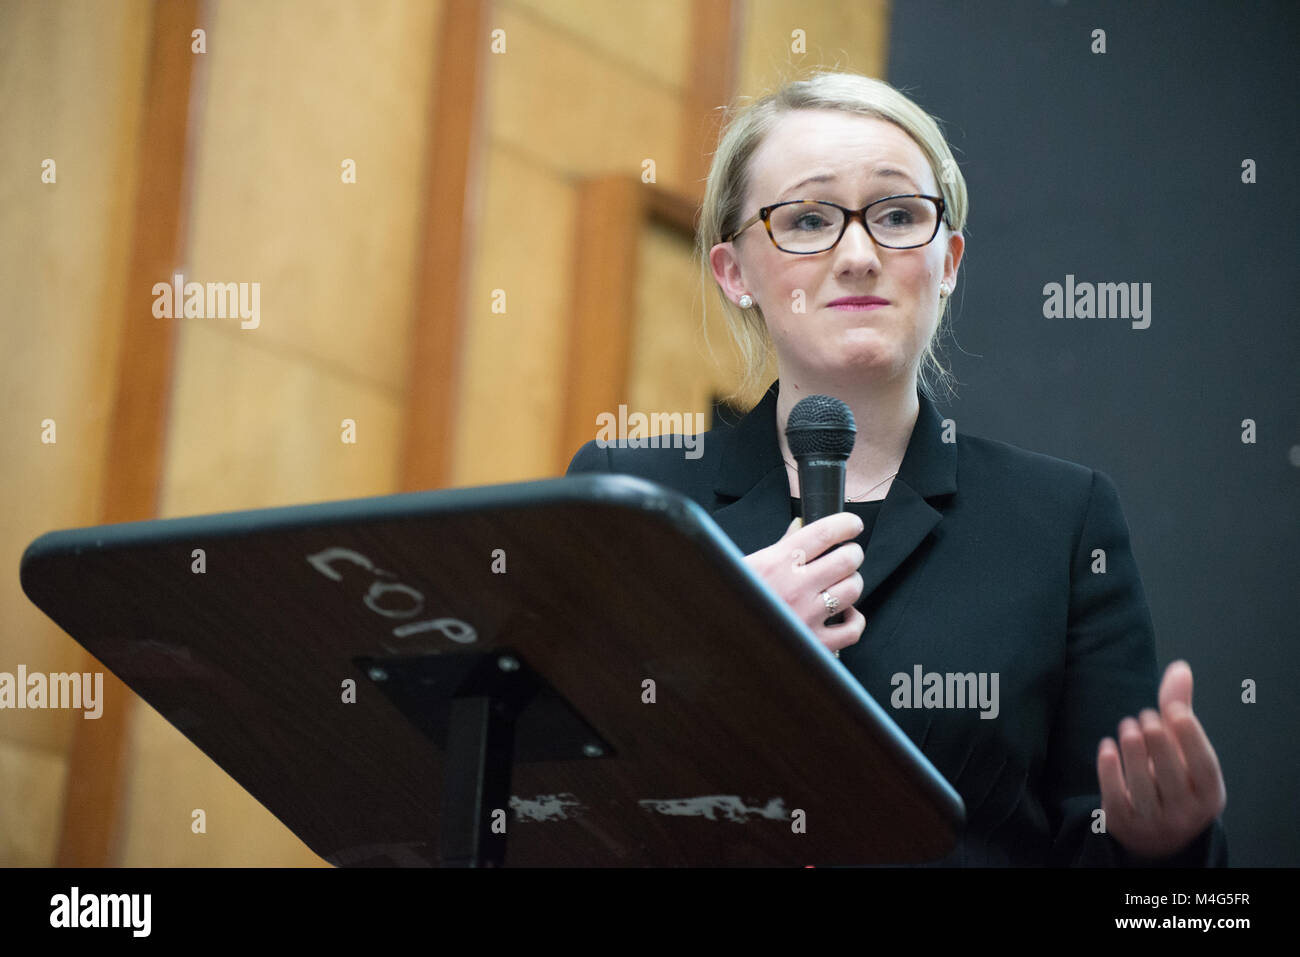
[697,70,969,407]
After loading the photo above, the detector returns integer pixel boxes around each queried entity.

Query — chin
[820,353,897,379]
[833,339,895,365]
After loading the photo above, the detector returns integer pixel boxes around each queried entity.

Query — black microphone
[786,394,857,625]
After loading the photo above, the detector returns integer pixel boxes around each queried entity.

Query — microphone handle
[797,457,848,625]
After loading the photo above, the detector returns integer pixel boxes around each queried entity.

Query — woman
[566,71,1226,866]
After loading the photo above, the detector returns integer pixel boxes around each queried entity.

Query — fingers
[1099,672,1229,858]
[1165,700,1226,812]
[804,543,864,595]
[1117,716,1159,818]
[1097,737,1131,813]
[809,570,864,623]
[768,513,862,580]
[822,606,866,653]
[791,516,864,650]
[789,512,865,561]
[779,515,865,599]
[1139,708,1188,810]
[746,512,868,656]
[1158,659,1193,714]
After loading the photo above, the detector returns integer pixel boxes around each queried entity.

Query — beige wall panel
[628,222,773,438]
[507,0,691,91]
[0,737,68,865]
[116,324,400,865]
[452,145,576,485]
[181,0,442,394]
[118,0,440,864]
[0,0,151,757]
[159,322,403,516]
[736,0,889,96]
[118,704,325,866]
[489,6,684,190]
[627,222,715,423]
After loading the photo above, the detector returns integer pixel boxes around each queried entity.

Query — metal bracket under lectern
[355,648,613,867]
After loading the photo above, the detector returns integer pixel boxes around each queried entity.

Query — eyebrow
[777,167,921,201]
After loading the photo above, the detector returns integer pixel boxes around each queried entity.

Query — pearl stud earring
[738,294,754,308]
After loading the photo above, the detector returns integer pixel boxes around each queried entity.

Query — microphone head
[786,394,857,458]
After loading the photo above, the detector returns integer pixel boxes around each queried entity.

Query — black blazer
[566,381,1227,866]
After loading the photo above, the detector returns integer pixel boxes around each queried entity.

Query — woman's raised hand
[742,514,867,655]
[1097,660,1227,860]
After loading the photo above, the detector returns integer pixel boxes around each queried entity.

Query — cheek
[774,263,821,314]
[911,257,939,289]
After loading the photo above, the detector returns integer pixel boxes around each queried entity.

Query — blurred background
[2,0,1295,867]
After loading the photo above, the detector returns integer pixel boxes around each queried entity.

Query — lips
[828,296,889,307]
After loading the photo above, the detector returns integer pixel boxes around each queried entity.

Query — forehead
[746,109,933,199]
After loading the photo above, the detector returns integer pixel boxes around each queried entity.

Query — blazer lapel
[710,381,958,599]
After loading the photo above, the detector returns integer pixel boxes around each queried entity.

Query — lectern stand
[21,474,963,866]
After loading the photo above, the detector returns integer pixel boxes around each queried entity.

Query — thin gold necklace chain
[783,457,898,502]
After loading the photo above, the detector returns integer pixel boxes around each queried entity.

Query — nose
[833,214,882,267]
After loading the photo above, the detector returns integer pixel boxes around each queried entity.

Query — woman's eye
[874,207,915,227]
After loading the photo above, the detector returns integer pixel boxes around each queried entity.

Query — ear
[942,230,965,290]
[709,241,748,304]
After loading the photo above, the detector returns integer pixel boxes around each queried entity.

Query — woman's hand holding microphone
[742,513,867,656]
